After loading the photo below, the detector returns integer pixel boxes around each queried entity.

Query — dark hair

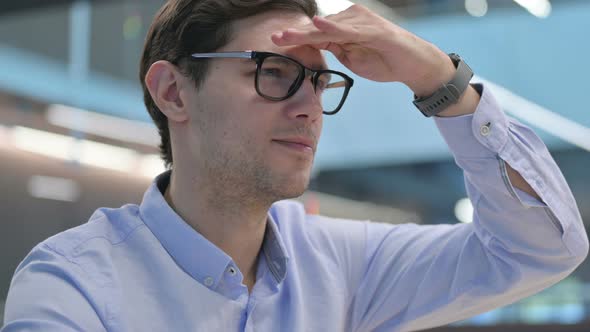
[139,0,318,168]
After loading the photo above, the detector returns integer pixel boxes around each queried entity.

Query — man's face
[181,11,326,201]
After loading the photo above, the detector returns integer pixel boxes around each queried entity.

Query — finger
[271,29,336,47]
[323,6,356,21]
[272,20,360,47]
[270,10,359,43]
[312,16,354,35]
[280,4,368,36]
[270,13,352,37]
[323,42,350,66]
[323,3,368,21]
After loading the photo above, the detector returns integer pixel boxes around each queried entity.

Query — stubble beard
[202,145,312,212]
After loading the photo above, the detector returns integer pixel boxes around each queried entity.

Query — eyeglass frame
[189,51,354,115]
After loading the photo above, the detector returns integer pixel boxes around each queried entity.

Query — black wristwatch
[412,53,474,117]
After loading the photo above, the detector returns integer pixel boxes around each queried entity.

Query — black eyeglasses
[190,51,354,115]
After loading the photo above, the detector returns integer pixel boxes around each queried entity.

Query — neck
[164,169,270,289]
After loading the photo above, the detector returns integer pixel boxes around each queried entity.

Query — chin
[273,173,310,200]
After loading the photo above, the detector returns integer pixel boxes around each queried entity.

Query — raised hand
[271,4,456,97]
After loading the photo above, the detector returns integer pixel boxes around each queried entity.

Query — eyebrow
[203,50,328,70]
[283,53,328,71]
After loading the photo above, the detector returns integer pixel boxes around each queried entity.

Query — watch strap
[413,54,474,117]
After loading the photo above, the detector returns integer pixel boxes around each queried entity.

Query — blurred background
[0,0,589,330]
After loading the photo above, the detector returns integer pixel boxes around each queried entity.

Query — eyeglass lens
[257,55,348,114]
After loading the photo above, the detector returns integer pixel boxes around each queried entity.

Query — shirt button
[204,276,214,287]
[480,122,491,136]
[227,266,237,276]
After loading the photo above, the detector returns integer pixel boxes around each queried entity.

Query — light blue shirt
[2,85,588,332]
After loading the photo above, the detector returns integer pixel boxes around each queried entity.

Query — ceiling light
[10,126,137,174]
[9,126,163,178]
[513,0,552,18]
[47,104,159,147]
[138,154,167,179]
[28,175,81,202]
[454,198,474,223]
[11,126,77,161]
[76,139,139,173]
[465,0,488,17]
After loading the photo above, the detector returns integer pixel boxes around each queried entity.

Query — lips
[272,138,316,153]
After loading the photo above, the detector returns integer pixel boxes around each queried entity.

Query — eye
[260,67,283,77]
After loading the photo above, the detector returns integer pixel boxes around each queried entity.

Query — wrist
[411,53,475,117]
[405,52,456,97]
[435,84,480,117]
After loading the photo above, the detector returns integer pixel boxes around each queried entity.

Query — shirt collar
[263,212,289,283]
[139,170,289,287]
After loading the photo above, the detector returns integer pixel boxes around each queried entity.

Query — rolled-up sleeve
[349,84,588,332]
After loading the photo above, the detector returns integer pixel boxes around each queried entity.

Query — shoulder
[269,199,372,260]
[19,204,145,286]
[269,200,400,289]
[269,199,385,239]
[268,200,430,259]
[2,206,142,331]
[44,204,143,254]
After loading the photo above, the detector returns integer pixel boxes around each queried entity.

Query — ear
[145,60,190,123]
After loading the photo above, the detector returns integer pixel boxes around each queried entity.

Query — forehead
[222,11,327,69]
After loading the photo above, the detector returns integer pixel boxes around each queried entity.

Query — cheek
[209,111,266,155]
[191,78,278,151]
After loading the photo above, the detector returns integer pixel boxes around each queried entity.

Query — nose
[284,78,323,122]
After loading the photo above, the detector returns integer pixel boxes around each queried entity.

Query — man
[2,0,588,331]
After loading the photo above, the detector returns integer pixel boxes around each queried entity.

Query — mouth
[272,139,315,155]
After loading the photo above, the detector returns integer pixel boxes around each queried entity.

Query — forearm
[434,83,587,257]
[436,83,542,200]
